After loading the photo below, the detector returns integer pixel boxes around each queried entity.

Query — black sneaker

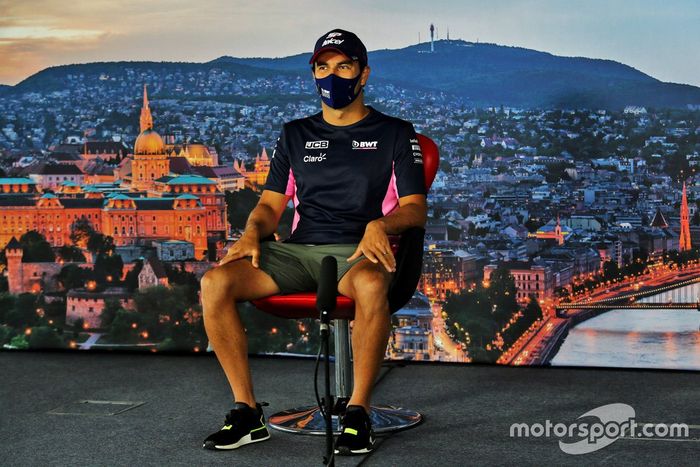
[334,405,375,455]
[202,401,270,450]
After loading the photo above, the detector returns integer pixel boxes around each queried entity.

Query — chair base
[268,399,422,435]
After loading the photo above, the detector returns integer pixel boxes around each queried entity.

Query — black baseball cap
[309,29,368,69]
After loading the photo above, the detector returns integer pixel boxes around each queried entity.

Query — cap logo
[327,32,343,38]
[322,38,344,47]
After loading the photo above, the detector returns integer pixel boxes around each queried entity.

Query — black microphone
[316,255,338,313]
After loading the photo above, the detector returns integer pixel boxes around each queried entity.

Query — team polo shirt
[263,106,426,245]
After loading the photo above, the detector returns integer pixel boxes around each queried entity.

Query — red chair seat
[252,293,356,320]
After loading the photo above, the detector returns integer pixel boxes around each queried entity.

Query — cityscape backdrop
[1,3,700,371]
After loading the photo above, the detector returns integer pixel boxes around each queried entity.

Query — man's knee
[201,260,243,298]
[350,265,392,301]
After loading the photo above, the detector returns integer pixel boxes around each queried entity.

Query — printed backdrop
[1,2,700,371]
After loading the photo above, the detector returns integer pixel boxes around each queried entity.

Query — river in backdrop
[551,282,700,370]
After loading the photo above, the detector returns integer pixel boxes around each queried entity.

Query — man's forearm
[373,203,427,235]
[244,204,278,240]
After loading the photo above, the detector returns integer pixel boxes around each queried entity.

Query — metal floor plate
[47,400,146,416]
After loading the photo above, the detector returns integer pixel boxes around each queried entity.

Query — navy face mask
[314,71,363,109]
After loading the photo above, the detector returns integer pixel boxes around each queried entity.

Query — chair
[251,134,439,434]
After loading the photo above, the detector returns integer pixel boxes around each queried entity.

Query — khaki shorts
[245,241,367,294]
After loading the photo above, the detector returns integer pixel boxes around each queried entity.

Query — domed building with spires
[0,84,230,263]
[233,147,270,189]
[123,84,268,192]
[126,84,221,191]
[129,84,170,190]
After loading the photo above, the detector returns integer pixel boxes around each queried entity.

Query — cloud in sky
[1,0,699,87]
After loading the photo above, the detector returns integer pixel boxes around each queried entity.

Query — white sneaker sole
[334,437,375,455]
[335,446,373,455]
[203,431,271,450]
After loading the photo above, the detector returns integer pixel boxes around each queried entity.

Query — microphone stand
[317,255,337,467]
[320,306,334,466]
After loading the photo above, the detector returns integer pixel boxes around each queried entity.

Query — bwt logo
[305,140,329,149]
[352,140,378,150]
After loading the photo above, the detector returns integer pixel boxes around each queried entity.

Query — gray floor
[0,350,698,466]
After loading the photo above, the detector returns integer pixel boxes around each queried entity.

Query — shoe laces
[225,401,269,426]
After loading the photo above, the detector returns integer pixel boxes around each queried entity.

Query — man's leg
[200,259,281,408]
[337,258,393,413]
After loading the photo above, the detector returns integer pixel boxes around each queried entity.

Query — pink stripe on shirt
[285,168,300,233]
[381,161,400,216]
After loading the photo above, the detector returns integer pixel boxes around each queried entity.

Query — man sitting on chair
[201,28,427,455]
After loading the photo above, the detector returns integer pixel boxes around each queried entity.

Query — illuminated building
[529,216,571,245]
[151,174,227,244]
[66,287,132,329]
[129,85,169,191]
[4,237,92,294]
[252,148,270,181]
[29,164,85,190]
[153,240,195,261]
[646,203,677,256]
[596,238,623,269]
[129,84,219,189]
[0,177,36,194]
[102,193,209,256]
[0,174,223,259]
[483,261,553,303]
[138,256,169,289]
[679,182,692,251]
[0,84,228,260]
[389,293,434,361]
[233,148,271,189]
[5,237,26,294]
[420,248,467,301]
[194,165,245,192]
[51,141,130,163]
[81,160,118,184]
[175,143,217,167]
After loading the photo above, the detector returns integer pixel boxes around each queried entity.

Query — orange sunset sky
[1,0,698,87]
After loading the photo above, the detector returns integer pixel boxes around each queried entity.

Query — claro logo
[304,153,327,163]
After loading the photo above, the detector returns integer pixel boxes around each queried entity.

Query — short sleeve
[263,125,294,196]
[393,122,427,197]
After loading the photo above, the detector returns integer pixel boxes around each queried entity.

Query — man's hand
[218,232,261,267]
[347,220,396,273]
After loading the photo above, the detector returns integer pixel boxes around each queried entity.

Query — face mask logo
[314,72,363,109]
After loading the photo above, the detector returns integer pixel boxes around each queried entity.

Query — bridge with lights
[556,276,700,311]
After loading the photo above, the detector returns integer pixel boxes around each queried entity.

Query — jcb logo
[305,140,329,149]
